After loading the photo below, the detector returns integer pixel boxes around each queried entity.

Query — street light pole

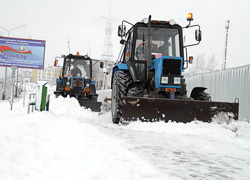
[222,20,230,70]
[0,25,26,100]
[0,25,26,37]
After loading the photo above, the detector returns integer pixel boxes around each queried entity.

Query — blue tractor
[54,54,102,112]
[111,14,239,124]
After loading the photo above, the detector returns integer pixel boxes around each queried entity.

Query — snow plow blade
[122,97,239,123]
[78,100,102,112]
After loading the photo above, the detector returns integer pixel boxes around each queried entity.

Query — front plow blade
[78,100,102,112]
[122,97,239,123]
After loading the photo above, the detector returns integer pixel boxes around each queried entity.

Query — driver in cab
[71,64,82,77]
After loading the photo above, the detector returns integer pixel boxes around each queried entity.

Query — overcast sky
[1,0,250,69]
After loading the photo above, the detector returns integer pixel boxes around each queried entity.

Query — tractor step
[78,100,102,112]
[121,97,239,123]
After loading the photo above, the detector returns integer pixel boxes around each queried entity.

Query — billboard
[0,37,46,69]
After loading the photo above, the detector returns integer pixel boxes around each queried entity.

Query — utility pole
[222,20,230,70]
[10,67,17,110]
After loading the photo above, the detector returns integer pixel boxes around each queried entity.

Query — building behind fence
[185,65,250,121]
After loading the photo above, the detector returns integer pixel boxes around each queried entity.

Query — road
[87,110,250,180]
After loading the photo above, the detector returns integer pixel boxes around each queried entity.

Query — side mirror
[100,62,104,68]
[118,25,126,37]
[195,29,202,41]
[54,59,58,66]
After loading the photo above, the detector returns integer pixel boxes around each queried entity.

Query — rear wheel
[111,70,132,124]
[190,87,211,101]
[197,91,211,101]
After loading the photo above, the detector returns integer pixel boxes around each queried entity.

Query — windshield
[134,27,180,60]
[63,58,91,78]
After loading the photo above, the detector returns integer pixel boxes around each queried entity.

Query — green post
[40,85,47,111]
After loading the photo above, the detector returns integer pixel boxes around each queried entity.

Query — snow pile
[0,95,172,180]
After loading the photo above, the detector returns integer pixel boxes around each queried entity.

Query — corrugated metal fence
[185,65,250,121]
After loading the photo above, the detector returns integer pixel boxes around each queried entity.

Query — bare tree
[206,54,218,72]
[184,53,218,76]
[196,53,206,74]
[185,53,205,75]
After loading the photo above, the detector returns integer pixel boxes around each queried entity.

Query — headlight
[161,76,168,84]
[174,77,181,84]
[86,83,90,87]
[66,82,70,86]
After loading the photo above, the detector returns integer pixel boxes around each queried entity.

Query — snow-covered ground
[0,86,250,180]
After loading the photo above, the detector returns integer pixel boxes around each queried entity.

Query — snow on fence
[185,65,250,121]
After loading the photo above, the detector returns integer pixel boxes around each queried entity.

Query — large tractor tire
[111,70,132,124]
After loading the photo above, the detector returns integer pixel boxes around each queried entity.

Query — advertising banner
[0,37,46,69]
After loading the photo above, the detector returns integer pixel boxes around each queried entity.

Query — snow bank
[0,95,173,180]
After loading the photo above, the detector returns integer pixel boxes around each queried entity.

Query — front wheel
[111,70,132,124]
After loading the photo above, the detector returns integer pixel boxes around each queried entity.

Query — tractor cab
[134,22,183,85]
[134,24,182,60]
[61,54,92,79]
[116,19,188,97]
